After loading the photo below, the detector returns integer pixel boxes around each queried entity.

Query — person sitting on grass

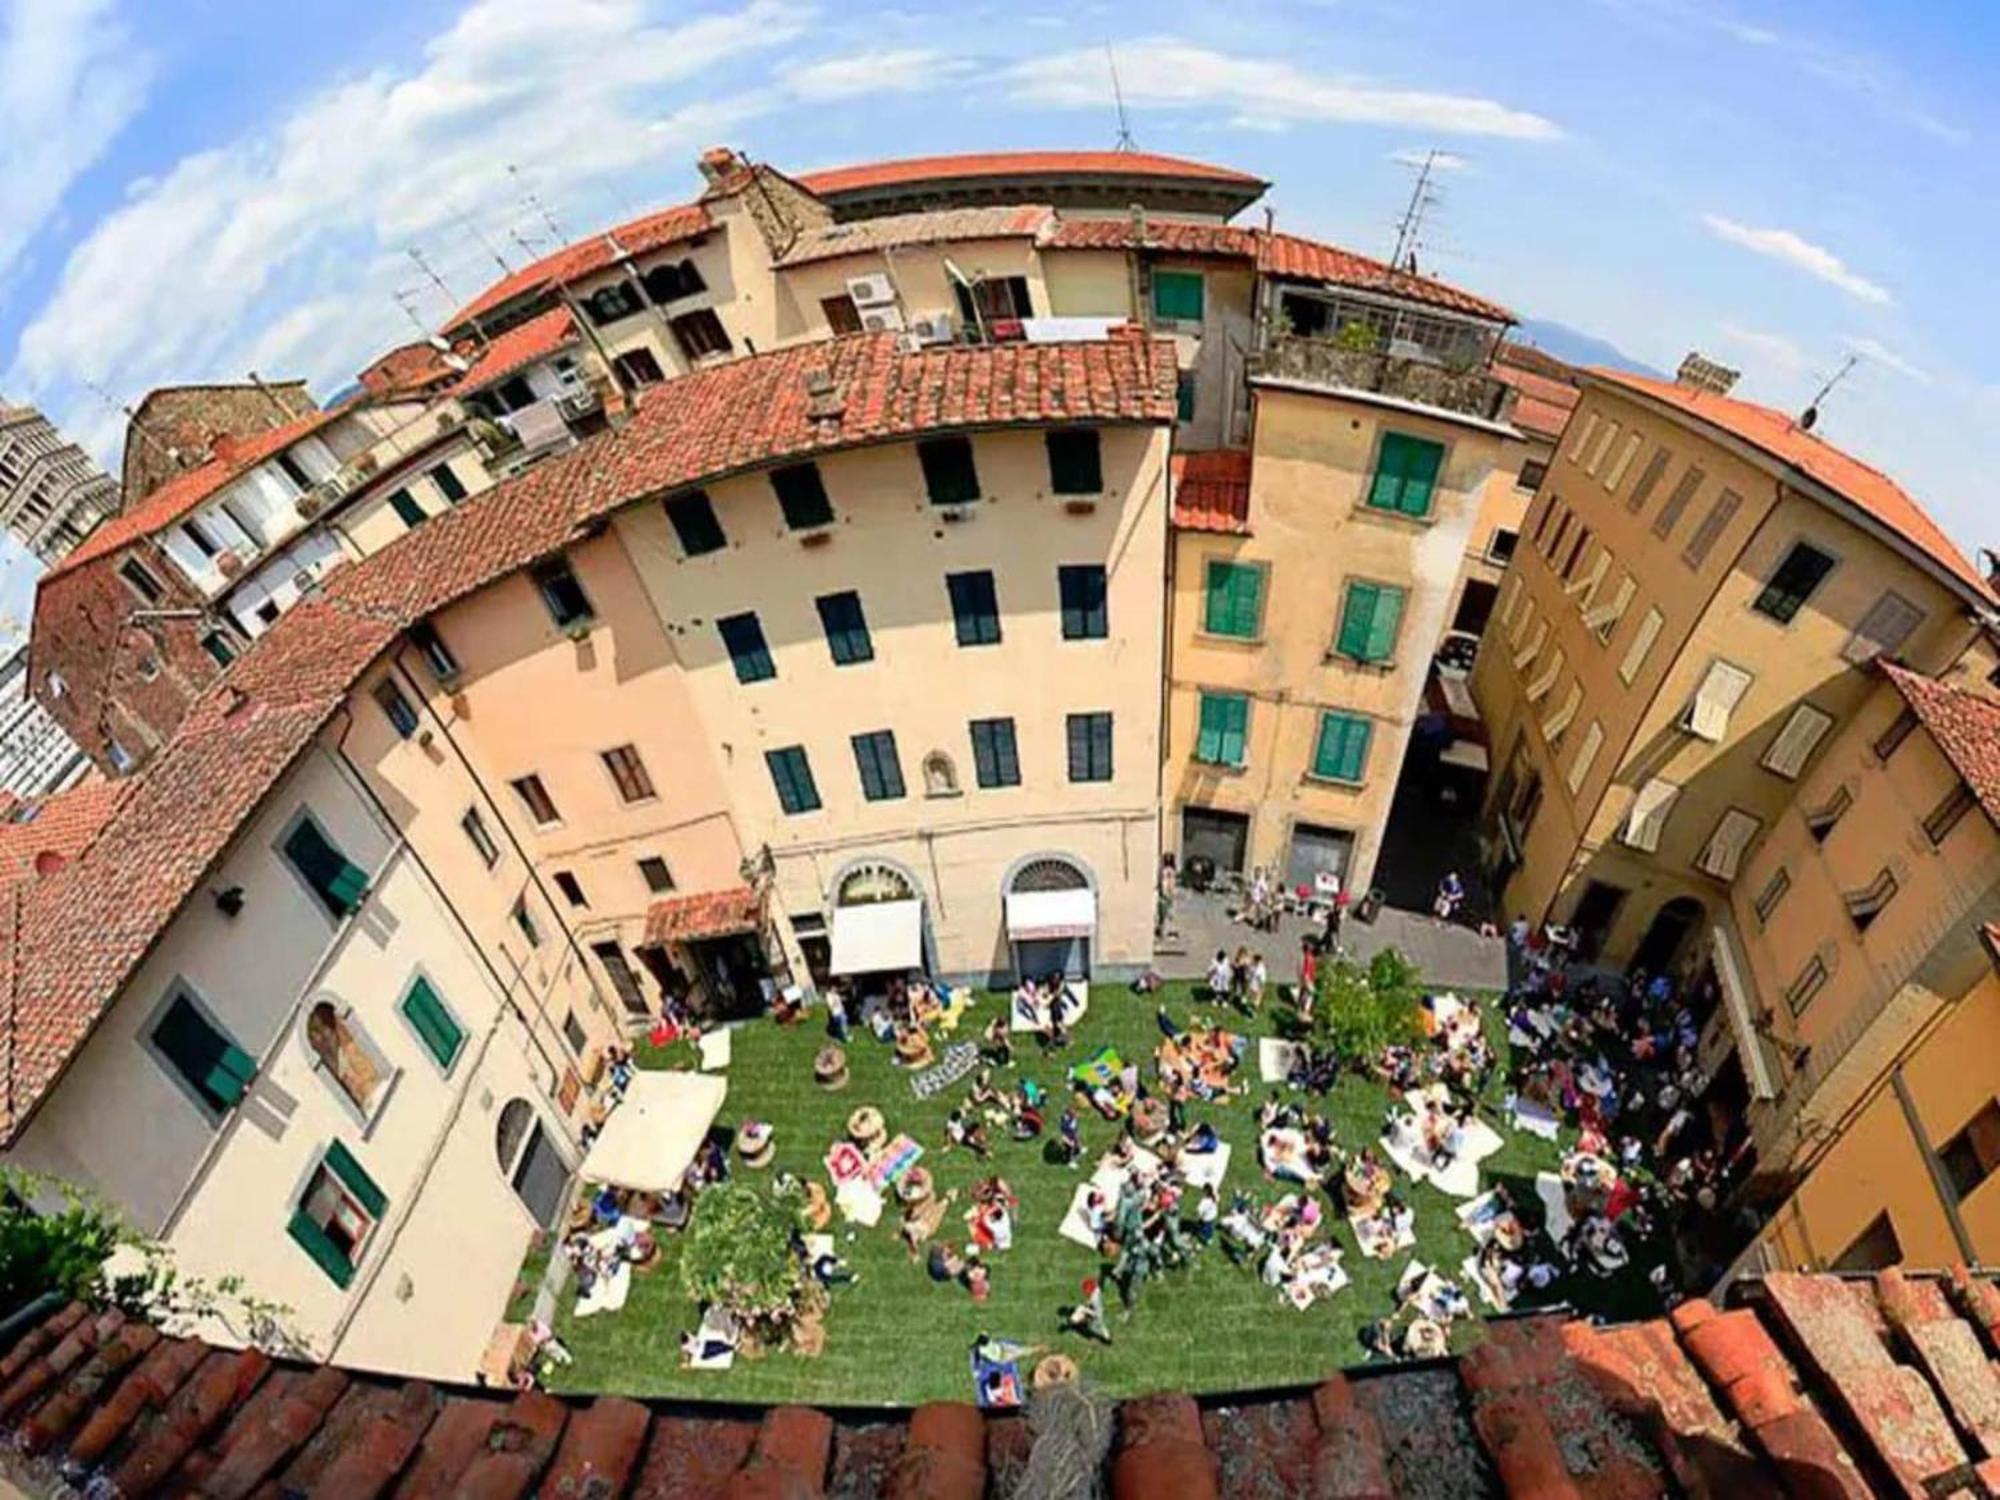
[927,1240,966,1284]
[967,1068,1005,1118]
[1059,1277,1113,1344]
[983,1014,1014,1070]
[1012,1078,1046,1140]
[893,1021,935,1070]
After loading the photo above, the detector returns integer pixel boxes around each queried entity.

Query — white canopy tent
[828,898,924,976]
[578,1071,728,1194]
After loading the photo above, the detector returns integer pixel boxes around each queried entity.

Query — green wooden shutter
[1204,563,1260,638]
[388,490,425,527]
[288,1210,354,1288]
[1196,695,1223,762]
[1397,439,1443,515]
[1364,585,1405,662]
[1338,582,1379,659]
[325,1140,388,1217]
[1315,714,1373,782]
[1366,440,1409,512]
[1153,271,1204,322]
[1219,696,1247,764]
[402,979,464,1068]
[205,1039,256,1107]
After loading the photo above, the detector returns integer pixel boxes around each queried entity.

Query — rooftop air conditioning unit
[860,305,906,334]
[909,312,955,346]
[846,273,896,308]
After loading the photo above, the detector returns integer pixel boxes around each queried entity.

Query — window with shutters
[669,309,732,360]
[1152,270,1204,323]
[1806,785,1852,843]
[771,464,834,529]
[718,612,776,682]
[432,463,467,504]
[1058,565,1108,640]
[1753,868,1791,926]
[409,621,460,683]
[1545,509,1573,562]
[1202,560,1266,639]
[1513,615,1548,672]
[1842,591,1925,665]
[1941,1103,2000,1200]
[388,489,426,529]
[1046,430,1103,494]
[1679,488,1741,568]
[306,1001,393,1120]
[1924,783,1977,846]
[821,294,864,336]
[510,774,560,827]
[1525,647,1565,706]
[1603,432,1643,491]
[373,680,419,739]
[1753,542,1837,623]
[1565,547,1609,607]
[1650,465,1704,540]
[766,746,820,814]
[946,570,1002,645]
[1760,704,1834,779]
[852,730,906,801]
[919,437,980,505]
[1566,720,1605,795]
[1843,869,1898,932]
[1786,955,1829,1017]
[1584,574,1636,642]
[1311,712,1373,784]
[1066,712,1113,782]
[553,871,587,908]
[1195,692,1250,767]
[970,718,1021,788]
[460,807,501,869]
[1873,708,1918,761]
[148,988,255,1121]
[511,896,542,948]
[400,975,465,1072]
[600,744,657,804]
[592,942,650,1016]
[665,491,727,555]
[612,348,664,387]
[1566,411,1600,462]
[1624,446,1670,514]
[1622,777,1681,852]
[496,1100,566,1227]
[1696,808,1762,881]
[119,557,164,603]
[1619,607,1664,684]
[1334,579,1407,664]
[1683,659,1754,741]
[281,814,371,919]
[531,558,595,630]
[1584,420,1619,476]
[1542,680,1582,746]
[288,1142,386,1289]
[1366,433,1446,518]
[815,591,873,665]
[1558,525,1592,582]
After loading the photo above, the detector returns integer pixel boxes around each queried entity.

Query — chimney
[1128,202,1149,245]
[1675,352,1739,396]
[697,147,746,187]
[802,369,844,423]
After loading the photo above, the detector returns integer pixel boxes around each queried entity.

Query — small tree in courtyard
[681,1180,812,1351]
[1313,947,1424,1069]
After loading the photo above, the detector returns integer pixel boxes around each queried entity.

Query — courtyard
[523,972,1663,1407]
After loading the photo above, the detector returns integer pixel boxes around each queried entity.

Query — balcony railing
[1248,335,1517,425]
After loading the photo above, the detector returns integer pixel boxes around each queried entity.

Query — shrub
[1313,947,1423,1066]
[681,1180,808,1328]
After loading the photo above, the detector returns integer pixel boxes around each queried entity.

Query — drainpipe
[1890,1068,1978,1265]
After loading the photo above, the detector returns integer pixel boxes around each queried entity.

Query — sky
[0,0,1995,625]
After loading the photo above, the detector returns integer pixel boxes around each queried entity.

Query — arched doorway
[827,858,929,989]
[496,1098,569,1228]
[1005,855,1096,982]
[1632,896,1705,976]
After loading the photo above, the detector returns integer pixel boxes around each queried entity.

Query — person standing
[1061,1277,1112,1343]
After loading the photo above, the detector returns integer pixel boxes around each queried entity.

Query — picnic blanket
[1379,1086,1503,1198]
[866,1134,924,1192]
[1394,1259,1469,1322]
[1536,1171,1574,1243]
[934,986,975,1035]
[823,1140,868,1186]
[1181,1140,1232,1191]
[1508,1097,1562,1140]
[1058,1144,1162,1248]
[1351,1210,1417,1260]
[835,1178,884,1227]
[1281,1246,1349,1310]
[1257,1037,1307,1084]
[1260,1127,1321,1184]
[687,1306,740,1370]
[910,1041,981,1100]
[1069,1046,1124,1091]
[1011,980,1089,1034]
[971,1351,1025,1409]
[697,1028,733,1071]
[574,1260,630,1318]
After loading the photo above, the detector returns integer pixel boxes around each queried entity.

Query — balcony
[1248,335,1517,426]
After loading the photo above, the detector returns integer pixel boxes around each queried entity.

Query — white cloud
[1004,38,1561,140]
[1717,321,1810,375]
[1700,214,1893,305]
[0,0,152,282]
[10,0,809,438]
[1845,335,1930,385]
[1389,148,1468,172]
[779,47,969,99]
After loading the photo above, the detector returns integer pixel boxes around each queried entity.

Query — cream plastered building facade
[1473,371,1991,984]
[1166,378,1511,896]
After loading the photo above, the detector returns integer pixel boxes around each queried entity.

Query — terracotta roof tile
[1258,231,1516,324]
[796,150,1268,198]
[777,204,1054,266]
[1881,662,2000,827]
[1592,369,1992,601]
[356,340,459,399]
[446,202,711,333]
[1043,219,1261,258]
[446,306,580,397]
[1171,449,1252,534]
[643,884,760,946]
[0,779,128,887]
[1490,351,1581,444]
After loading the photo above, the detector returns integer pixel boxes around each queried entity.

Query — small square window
[510,774,560,827]
[1152,270,1204,323]
[1045,430,1103,495]
[665,491,727,556]
[638,856,674,894]
[553,870,587,908]
[919,437,980,506]
[531,558,594,630]
[771,464,834,529]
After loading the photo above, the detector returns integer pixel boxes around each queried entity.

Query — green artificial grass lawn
[533,980,1648,1406]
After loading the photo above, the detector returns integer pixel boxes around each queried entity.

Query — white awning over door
[829,899,923,975]
[1005,888,1096,941]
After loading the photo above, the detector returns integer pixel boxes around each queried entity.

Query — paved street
[1155,889,1508,993]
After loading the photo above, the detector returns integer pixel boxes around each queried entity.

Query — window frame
[600,743,658,805]
[460,806,501,869]
[143,982,256,1125]
[1364,431,1447,520]
[1752,867,1792,927]
[276,808,371,922]
[387,489,426,529]
[1151,269,1205,324]
[509,773,561,828]
[1872,708,1918,762]
[717,611,777,683]
[1786,954,1829,1017]
[530,557,595,631]
[1923,782,1977,846]
[552,870,587,909]
[397,971,467,1075]
[669,308,732,361]
[1333,577,1408,665]
[766,746,821,815]
[1066,711,1114,783]
[637,856,675,894]
[771,463,835,530]
[918,436,981,506]
[1843,868,1899,932]
[408,621,460,683]
[946,570,1002,647]
[1752,539,1839,625]
[1058,564,1109,641]
[118,556,164,604]
[664,491,728,556]
[1202,558,1266,640]
[969,717,1022,788]
[1310,711,1374,786]
[373,679,419,739]
[1193,690,1251,768]
[1045,429,1104,495]
[288,1141,388,1289]
[851,729,907,802]
[815,591,874,666]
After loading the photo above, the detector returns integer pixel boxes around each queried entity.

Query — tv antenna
[1798,352,1858,432]
[1390,148,1445,271]
[406,248,489,350]
[509,163,565,241]
[1106,42,1137,151]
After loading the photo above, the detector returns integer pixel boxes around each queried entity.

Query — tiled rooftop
[776,205,1054,266]
[7,1268,2000,1496]
[1258,231,1518,325]
[1593,368,1993,602]
[643,885,760,947]
[446,306,580,397]
[446,201,713,333]
[0,333,1176,1143]
[1491,343,1582,444]
[1883,662,2000,827]
[117,381,319,507]
[796,149,1269,199]
[1171,449,1253,535]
